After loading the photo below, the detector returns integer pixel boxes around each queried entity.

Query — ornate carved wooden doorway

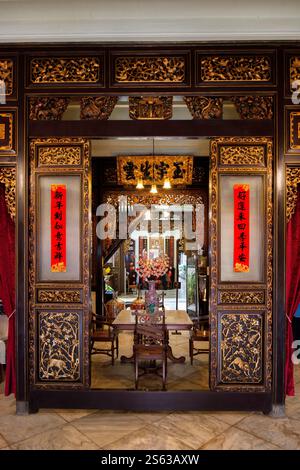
[26,135,273,408]
[209,137,272,392]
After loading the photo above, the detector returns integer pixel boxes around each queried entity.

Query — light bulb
[150,184,158,194]
[136,179,144,189]
[163,178,171,189]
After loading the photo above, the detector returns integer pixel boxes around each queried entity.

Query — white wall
[0,0,299,42]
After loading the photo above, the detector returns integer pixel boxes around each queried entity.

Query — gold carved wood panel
[0,58,14,97]
[38,311,81,382]
[220,312,263,384]
[37,289,82,304]
[219,144,266,167]
[210,136,272,392]
[199,55,272,83]
[218,290,265,305]
[0,167,16,221]
[286,167,300,222]
[113,55,187,85]
[0,109,17,156]
[29,138,90,389]
[29,57,102,85]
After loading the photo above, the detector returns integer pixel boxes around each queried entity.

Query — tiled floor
[0,367,299,450]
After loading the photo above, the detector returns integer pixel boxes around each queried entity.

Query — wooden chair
[133,308,168,390]
[90,310,118,365]
[189,315,209,365]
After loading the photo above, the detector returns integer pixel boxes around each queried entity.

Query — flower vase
[145,280,159,315]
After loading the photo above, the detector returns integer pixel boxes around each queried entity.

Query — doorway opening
[90,138,210,391]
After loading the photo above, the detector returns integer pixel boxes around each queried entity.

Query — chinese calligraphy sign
[234,184,250,272]
[117,156,193,186]
[51,184,66,272]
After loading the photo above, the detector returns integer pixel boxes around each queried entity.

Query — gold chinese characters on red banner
[51,184,66,272]
[234,184,250,272]
[117,156,193,186]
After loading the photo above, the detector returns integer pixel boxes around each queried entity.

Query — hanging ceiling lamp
[136,178,144,189]
[150,183,158,194]
[163,178,171,189]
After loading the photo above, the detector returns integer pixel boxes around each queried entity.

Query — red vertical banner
[234,184,250,272]
[51,184,66,272]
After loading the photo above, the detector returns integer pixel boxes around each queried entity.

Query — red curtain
[285,184,300,396]
[0,184,15,396]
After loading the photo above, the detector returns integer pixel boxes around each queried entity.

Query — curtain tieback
[8,309,15,320]
[286,313,292,324]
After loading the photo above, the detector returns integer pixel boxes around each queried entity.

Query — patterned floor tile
[71,411,146,448]
[237,414,300,450]
[0,411,65,445]
[11,424,99,450]
[103,424,193,451]
[200,427,280,450]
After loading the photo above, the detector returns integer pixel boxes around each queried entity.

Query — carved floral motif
[200,55,271,82]
[38,290,81,303]
[219,145,265,166]
[184,96,223,119]
[29,97,70,120]
[115,56,185,83]
[220,313,263,384]
[0,167,16,220]
[38,146,82,166]
[129,96,172,120]
[30,57,100,83]
[39,311,80,381]
[286,167,300,222]
[231,96,273,119]
[80,96,118,120]
[219,291,265,304]
[0,59,13,96]
[290,57,300,91]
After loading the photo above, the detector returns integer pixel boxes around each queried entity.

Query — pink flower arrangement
[136,254,169,281]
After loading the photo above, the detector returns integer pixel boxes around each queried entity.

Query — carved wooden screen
[210,137,272,391]
[29,138,90,389]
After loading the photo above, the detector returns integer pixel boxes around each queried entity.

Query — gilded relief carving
[80,96,118,120]
[200,55,271,82]
[290,111,300,150]
[0,113,13,152]
[231,96,273,119]
[38,146,82,166]
[286,167,300,221]
[219,291,265,304]
[0,124,5,140]
[0,59,13,96]
[129,96,173,120]
[29,138,90,388]
[0,167,16,220]
[104,190,204,208]
[290,57,300,91]
[38,290,81,303]
[114,56,185,83]
[30,57,100,83]
[219,144,265,166]
[220,313,263,384]
[39,311,80,381]
[210,136,273,391]
[184,96,223,119]
[29,97,70,120]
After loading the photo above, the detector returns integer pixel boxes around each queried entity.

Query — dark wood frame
[0,41,295,413]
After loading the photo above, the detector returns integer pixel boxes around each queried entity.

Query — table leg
[120,354,134,364]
